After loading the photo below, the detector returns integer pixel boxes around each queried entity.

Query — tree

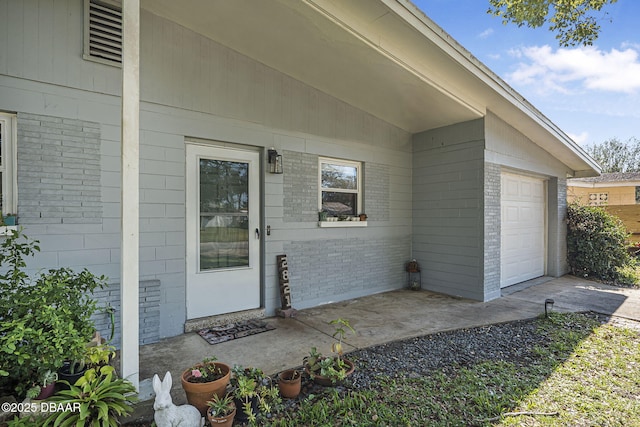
[488,0,618,47]
[585,137,640,173]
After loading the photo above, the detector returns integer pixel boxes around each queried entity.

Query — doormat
[197,320,275,345]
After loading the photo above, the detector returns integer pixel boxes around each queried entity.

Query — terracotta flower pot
[278,369,301,399]
[181,362,231,416]
[207,405,236,427]
[305,358,355,386]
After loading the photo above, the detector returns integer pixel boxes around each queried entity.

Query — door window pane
[199,159,249,270]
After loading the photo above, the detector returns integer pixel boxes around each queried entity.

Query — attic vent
[84,0,122,65]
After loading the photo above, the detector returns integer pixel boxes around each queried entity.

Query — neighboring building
[568,172,640,206]
[568,172,640,242]
[0,0,599,354]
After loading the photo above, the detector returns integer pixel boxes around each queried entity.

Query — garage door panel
[500,173,546,288]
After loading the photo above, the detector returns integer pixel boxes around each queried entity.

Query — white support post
[120,0,140,391]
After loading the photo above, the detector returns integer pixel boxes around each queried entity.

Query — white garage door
[500,172,546,288]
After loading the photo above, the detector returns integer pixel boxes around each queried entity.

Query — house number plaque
[276,254,297,317]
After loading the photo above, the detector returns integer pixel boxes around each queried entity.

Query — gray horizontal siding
[412,119,486,301]
[0,0,414,340]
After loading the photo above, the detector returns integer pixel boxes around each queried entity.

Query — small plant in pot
[58,340,115,389]
[180,356,231,416]
[206,393,236,427]
[277,369,301,399]
[25,370,58,400]
[230,365,282,425]
[304,318,356,386]
[42,365,137,426]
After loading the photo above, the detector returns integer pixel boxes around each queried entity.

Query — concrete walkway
[126,275,640,422]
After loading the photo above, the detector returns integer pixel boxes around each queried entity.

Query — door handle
[255,228,260,239]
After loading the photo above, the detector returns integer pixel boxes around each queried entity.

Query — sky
[414,0,640,148]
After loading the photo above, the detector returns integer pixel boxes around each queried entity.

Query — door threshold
[184,308,266,333]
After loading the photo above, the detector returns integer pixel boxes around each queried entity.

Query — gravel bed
[276,312,618,414]
[127,312,638,425]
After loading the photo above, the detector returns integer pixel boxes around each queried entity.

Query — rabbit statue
[153,371,204,427]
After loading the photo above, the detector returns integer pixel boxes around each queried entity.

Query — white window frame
[0,112,18,216]
[318,157,362,216]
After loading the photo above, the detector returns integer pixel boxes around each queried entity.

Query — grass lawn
[266,313,640,426]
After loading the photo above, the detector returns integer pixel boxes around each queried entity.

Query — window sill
[0,226,18,236]
[318,221,367,228]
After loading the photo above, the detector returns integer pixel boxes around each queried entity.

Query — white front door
[500,172,546,288]
[186,144,260,319]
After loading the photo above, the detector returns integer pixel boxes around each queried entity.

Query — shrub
[567,203,637,284]
[0,229,106,398]
[41,365,137,427]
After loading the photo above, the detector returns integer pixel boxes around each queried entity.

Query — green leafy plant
[567,203,637,285]
[185,356,225,383]
[207,393,235,418]
[42,365,137,427]
[330,318,355,355]
[230,365,281,425]
[64,341,117,378]
[304,318,356,385]
[25,370,58,399]
[0,229,107,398]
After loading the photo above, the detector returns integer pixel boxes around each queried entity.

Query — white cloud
[506,45,640,95]
[478,28,494,39]
[567,131,590,146]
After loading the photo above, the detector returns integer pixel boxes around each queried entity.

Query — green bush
[0,229,106,398]
[567,203,637,284]
[42,365,137,427]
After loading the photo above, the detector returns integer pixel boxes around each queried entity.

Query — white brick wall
[483,162,501,300]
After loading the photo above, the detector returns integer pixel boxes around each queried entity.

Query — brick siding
[16,113,102,225]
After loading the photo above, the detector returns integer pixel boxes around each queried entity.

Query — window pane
[321,163,357,190]
[200,214,249,270]
[322,191,357,216]
[199,159,249,270]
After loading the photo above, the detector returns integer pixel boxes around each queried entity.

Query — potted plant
[59,340,115,389]
[0,229,107,400]
[277,369,301,399]
[180,356,231,416]
[207,393,236,426]
[230,365,281,425]
[304,318,356,386]
[42,365,137,426]
[231,366,260,424]
[359,213,368,221]
[25,370,58,401]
